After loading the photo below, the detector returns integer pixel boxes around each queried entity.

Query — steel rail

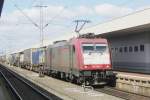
[95,87,150,100]
[0,65,61,100]
[0,71,22,100]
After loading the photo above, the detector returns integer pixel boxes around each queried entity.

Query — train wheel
[65,74,70,82]
[76,77,83,85]
[69,74,77,83]
[60,72,65,79]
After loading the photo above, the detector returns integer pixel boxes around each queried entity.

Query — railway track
[1,64,150,100]
[0,65,62,100]
[95,86,150,100]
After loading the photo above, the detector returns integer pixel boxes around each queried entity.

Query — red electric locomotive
[46,33,116,86]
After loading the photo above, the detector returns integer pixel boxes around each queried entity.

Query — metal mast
[35,0,47,77]
[35,0,47,47]
[39,0,44,47]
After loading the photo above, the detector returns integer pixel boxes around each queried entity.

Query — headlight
[84,66,87,68]
[106,65,110,68]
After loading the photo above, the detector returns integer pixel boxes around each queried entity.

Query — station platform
[114,71,150,97]
[115,71,150,80]
[2,64,123,100]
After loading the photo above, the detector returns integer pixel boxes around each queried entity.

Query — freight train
[0,33,116,86]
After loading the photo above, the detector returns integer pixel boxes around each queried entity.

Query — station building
[82,8,150,74]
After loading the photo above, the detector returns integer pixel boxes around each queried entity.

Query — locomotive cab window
[82,44,94,52]
[95,44,107,53]
[82,43,108,53]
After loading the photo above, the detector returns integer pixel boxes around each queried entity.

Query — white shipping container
[23,49,32,65]
[20,53,24,63]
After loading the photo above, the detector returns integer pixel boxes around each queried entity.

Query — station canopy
[81,8,150,37]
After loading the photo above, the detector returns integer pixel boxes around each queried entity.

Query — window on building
[119,47,122,53]
[111,48,114,52]
[134,46,138,52]
[129,46,133,52]
[140,45,144,52]
[124,47,127,52]
[115,48,118,52]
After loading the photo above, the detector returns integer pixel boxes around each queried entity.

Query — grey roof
[81,8,150,36]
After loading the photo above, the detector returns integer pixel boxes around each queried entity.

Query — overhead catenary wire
[9,0,69,30]
[9,0,39,29]
[8,0,73,44]
[43,6,68,29]
[7,0,139,36]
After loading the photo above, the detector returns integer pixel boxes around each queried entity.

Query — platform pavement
[3,64,124,100]
[114,71,150,97]
[115,71,150,80]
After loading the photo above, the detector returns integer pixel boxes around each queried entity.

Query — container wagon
[31,47,46,71]
[18,52,24,67]
[22,48,33,69]
[15,53,20,66]
[22,47,46,70]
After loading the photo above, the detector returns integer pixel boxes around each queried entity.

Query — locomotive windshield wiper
[87,51,93,55]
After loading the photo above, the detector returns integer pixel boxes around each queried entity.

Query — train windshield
[82,44,94,52]
[95,44,107,53]
[82,44,108,53]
